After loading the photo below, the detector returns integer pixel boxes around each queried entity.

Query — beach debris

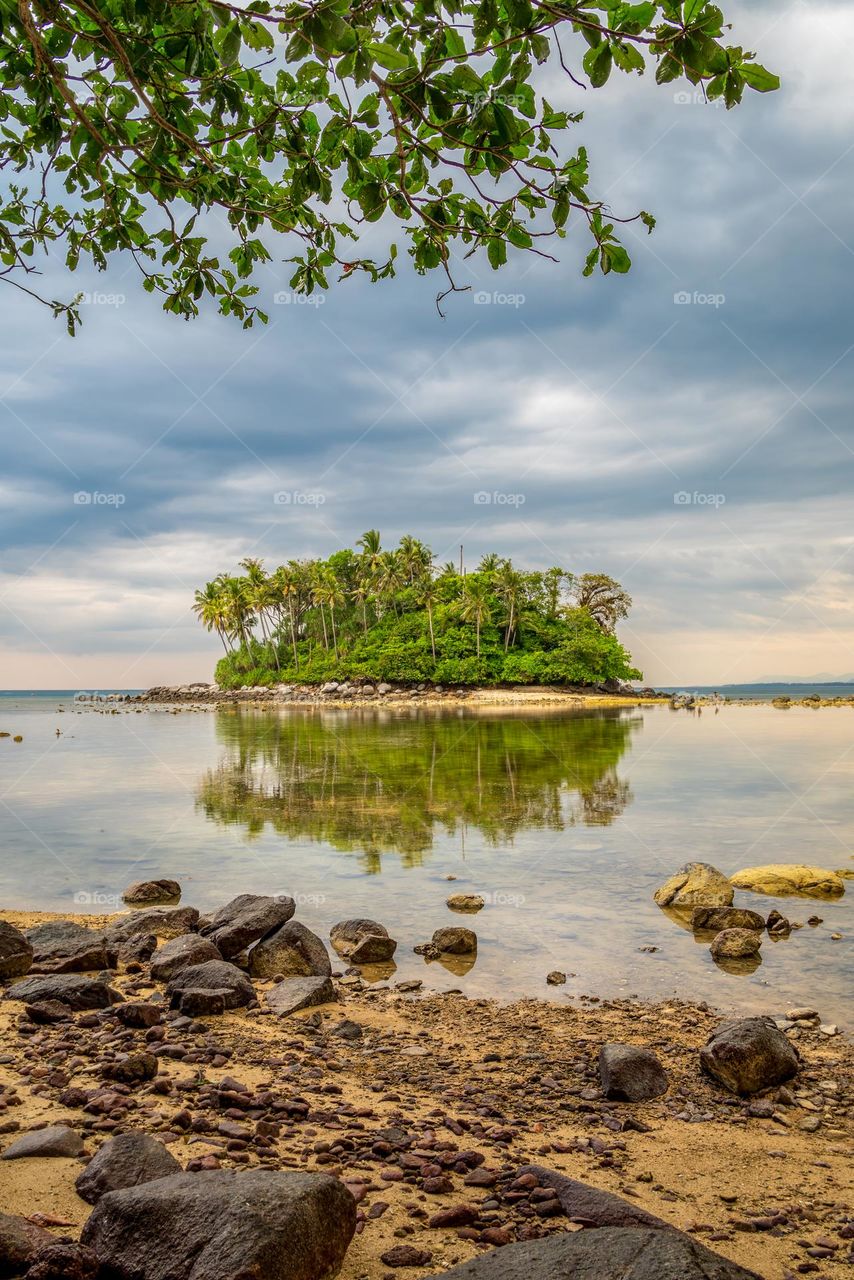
[653,862,734,908]
[700,1016,799,1094]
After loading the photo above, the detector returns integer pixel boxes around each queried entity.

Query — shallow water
[0,697,851,1022]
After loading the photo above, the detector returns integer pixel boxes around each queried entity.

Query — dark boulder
[0,921,33,981]
[690,906,765,932]
[150,934,221,982]
[80,1169,356,1280]
[266,976,335,1016]
[431,1226,762,1279]
[249,921,331,979]
[4,974,122,1010]
[76,1131,182,1204]
[122,880,181,906]
[166,960,255,1014]
[106,908,199,950]
[700,1017,799,1094]
[115,1002,162,1029]
[0,1212,54,1278]
[2,1125,84,1160]
[598,1044,669,1102]
[25,1240,100,1280]
[330,919,397,963]
[26,921,113,974]
[514,1167,669,1230]
[199,895,295,960]
[103,1052,158,1084]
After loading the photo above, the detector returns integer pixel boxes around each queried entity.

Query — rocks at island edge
[653,863,734,908]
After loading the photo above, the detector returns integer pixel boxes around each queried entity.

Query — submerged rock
[80,1169,356,1280]
[122,879,181,906]
[2,1125,84,1160]
[709,927,763,959]
[729,864,845,897]
[150,934,221,982]
[653,863,734,908]
[330,919,397,963]
[700,1017,799,1095]
[76,1131,182,1204]
[0,921,33,980]
[432,927,477,955]
[446,894,485,913]
[249,920,331,979]
[4,974,122,1010]
[200,894,295,960]
[26,920,113,974]
[690,906,765,932]
[266,976,336,1016]
[432,1226,762,1279]
[598,1044,669,1101]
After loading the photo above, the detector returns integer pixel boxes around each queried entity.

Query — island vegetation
[193,532,641,688]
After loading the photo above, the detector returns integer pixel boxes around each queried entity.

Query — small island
[193,531,641,691]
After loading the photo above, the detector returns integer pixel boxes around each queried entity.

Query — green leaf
[368,42,411,71]
[583,42,613,88]
[739,62,780,92]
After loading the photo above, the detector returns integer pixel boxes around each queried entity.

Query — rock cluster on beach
[0,884,851,1280]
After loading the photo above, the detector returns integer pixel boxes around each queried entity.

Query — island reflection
[196,706,640,870]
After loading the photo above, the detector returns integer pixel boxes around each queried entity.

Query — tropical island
[193,532,641,690]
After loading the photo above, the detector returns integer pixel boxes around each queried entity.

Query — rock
[122,880,181,906]
[432,927,477,955]
[515,1168,669,1229]
[785,1007,819,1022]
[0,921,33,980]
[653,863,734,908]
[23,1000,71,1024]
[766,909,791,936]
[546,971,566,985]
[117,933,158,966]
[115,1002,162,1029]
[200,895,295,959]
[166,960,255,1013]
[107,908,200,948]
[431,1226,762,1278]
[598,1044,669,1102]
[150,934,222,982]
[690,906,765,932]
[104,1052,158,1084]
[729,864,845,897]
[24,1240,100,1280]
[700,1017,799,1095]
[80,1169,356,1280]
[76,1131,182,1204]
[330,1018,362,1040]
[266,976,335,1016]
[710,928,763,959]
[26,921,113,973]
[2,1125,84,1160]
[330,919,397,964]
[446,894,485,913]
[249,921,331,979]
[0,1211,55,1277]
[381,1244,434,1267]
[4,974,122,1010]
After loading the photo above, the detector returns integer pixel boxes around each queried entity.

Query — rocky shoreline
[0,892,852,1280]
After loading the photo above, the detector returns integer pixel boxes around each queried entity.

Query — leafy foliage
[195,533,641,687]
[0,0,778,329]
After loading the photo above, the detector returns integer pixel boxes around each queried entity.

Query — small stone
[446,894,485,913]
[599,1044,669,1102]
[431,927,477,955]
[2,1125,84,1160]
[380,1244,433,1267]
[546,971,566,985]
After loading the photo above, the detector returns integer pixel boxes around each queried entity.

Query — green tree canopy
[0,0,778,330]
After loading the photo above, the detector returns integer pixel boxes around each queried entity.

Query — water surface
[0,695,851,1021]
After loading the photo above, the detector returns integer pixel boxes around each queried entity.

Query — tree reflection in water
[196,706,640,872]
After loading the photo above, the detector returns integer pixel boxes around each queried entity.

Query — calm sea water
[0,692,851,1022]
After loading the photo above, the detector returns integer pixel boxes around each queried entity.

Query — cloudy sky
[1,0,852,689]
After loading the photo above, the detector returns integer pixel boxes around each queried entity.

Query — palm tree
[460,577,492,658]
[272,564,300,669]
[494,560,523,653]
[193,581,231,653]
[356,529,383,579]
[351,580,371,635]
[240,557,280,668]
[221,575,253,652]
[376,550,405,617]
[310,567,330,650]
[399,535,433,585]
[478,552,500,574]
[417,577,439,663]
